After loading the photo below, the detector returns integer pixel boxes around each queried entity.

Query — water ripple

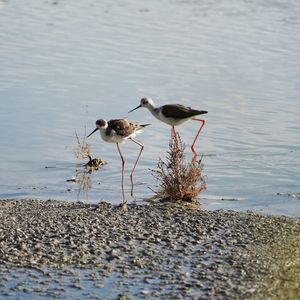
[0,0,299,216]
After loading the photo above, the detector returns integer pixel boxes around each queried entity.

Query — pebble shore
[0,199,299,299]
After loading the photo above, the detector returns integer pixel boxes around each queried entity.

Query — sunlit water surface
[0,0,300,217]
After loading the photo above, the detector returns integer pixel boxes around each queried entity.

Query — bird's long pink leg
[191,118,206,157]
[129,138,144,198]
[116,143,126,205]
[171,126,178,144]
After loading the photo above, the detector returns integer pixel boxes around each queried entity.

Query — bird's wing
[161,104,203,119]
[108,119,132,137]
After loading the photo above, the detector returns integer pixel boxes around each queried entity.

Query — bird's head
[87,119,107,137]
[128,97,155,113]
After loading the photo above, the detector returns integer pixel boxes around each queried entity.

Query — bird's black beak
[87,128,99,138]
[128,104,142,113]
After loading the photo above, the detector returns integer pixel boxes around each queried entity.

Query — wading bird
[129,98,207,156]
[87,118,150,207]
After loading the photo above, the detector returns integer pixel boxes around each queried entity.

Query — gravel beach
[0,199,299,299]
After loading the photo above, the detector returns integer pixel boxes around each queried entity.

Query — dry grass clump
[74,130,106,169]
[151,135,206,203]
[72,131,106,200]
[74,130,91,160]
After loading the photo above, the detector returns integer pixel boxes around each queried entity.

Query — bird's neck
[147,104,158,116]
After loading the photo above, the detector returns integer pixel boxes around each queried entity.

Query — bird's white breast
[100,129,132,143]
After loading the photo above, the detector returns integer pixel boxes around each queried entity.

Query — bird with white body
[129,98,207,156]
[87,118,150,206]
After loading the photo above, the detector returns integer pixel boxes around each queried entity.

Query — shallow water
[0,0,300,216]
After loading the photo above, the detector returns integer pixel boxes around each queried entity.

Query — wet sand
[0,199,299,299]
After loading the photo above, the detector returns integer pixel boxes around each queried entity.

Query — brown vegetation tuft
[74,130,91,160]
[73,131,106,200]
[151,135,206,203]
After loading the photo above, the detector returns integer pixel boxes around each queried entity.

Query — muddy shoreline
[0,199,299,299]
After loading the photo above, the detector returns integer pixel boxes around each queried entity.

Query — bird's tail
[198,110,208,115]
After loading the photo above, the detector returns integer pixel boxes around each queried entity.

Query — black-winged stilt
[129,98,207,156]
[87,118,150,206]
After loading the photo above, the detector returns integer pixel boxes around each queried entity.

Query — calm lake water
[0,0,300,217]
